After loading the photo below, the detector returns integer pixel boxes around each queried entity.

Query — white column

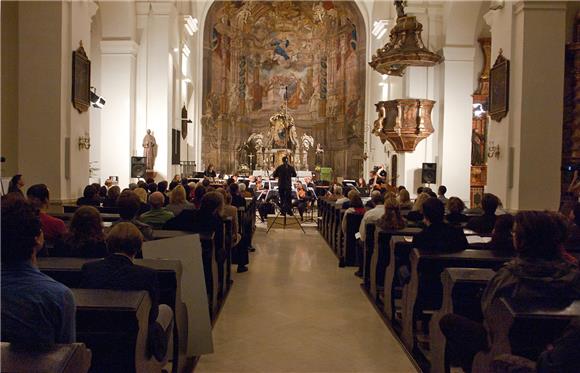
[440,46,475,202]
[100,40,137,188]
[144,2,173,181]
[486,1,566,210]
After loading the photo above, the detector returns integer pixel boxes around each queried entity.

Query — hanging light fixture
[369,1,443,76]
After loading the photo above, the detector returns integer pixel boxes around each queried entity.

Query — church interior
[2,0,580,372]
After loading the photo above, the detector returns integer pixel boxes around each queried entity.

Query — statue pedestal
[266,149,292,168]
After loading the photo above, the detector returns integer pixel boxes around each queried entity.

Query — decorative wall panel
[202,1,366,177]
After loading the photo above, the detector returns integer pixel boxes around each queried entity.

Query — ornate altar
[237,102,315,171]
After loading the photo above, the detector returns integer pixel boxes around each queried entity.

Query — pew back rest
[72,288,155,373]
[1,342,92,373]
[411,249,512,311]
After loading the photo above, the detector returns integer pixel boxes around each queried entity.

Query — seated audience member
[77,185,100,206]
[536,317,580,373]
[438,185,448,204]
[80,223,173,361]
[193,185,207,209]
[376,196,406,232]
[416,186,425,196]
[1,198,76,348]
[139,192,174,228]
[134,187,151,215]
[466,193,500,235]
[229,183,247,208]
[326,185,344,202]
[397,185,407,193]
[137,180,147,189]
[129,183,138,190]
[165,185,194,216]
[168,181,179,192]
[217,189,248,273]
[157,181,169,206]
[8,174,25,195]
[440,211,580,372]
[406,192,430,223]
[341,194,366,234]
[104,179,113,189]
[342,189,360,209]
[55,206,108,258]
[413,197,468,252]
[398,189,413,210]
[334,186,349,206]
[103,185,121,208]
[445,197,469,226]
[239,183,253,198]
[197,191,225,233]
[113,190,154,242]
[359,191,385,242]
[565,202,580,252]
[26,184,67,244]
[487,214,515,253]
[98,186,108,202]
[147,183,158,195]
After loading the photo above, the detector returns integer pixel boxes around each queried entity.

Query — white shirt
[335,197,349,207]
[358,205,385,241]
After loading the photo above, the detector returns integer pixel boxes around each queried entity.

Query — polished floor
[196,227,417,372]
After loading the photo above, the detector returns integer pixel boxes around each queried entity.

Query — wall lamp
[79,134,91,150]
[488,141,500,159]
[90,87,106,109]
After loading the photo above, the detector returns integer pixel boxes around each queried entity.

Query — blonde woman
[376,196,406,231]
[398,189,413,210]
[133,187,151,216]
[166,185,194,216]
[407,192,430,223]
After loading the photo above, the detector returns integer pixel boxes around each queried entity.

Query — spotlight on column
[90,87,106,109]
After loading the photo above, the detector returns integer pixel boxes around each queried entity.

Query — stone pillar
[143,2,173,181]
[485,1,566,210]
[440,46,475,202]
[99,40,138,187]
[15,1,94,201]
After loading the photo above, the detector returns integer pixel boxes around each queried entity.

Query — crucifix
[248,154,255,169]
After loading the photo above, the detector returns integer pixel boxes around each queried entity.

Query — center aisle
[196,227,417,372]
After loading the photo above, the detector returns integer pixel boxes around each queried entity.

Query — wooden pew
[50,212,120,222]
[401,249,513,350]
[142,234,215,361]
[1,342,92,373]
[341,213,364,266]
[429,268,495,373]
[73,288,165,373]
[362,223,375,289]
[473,298,580,373]
[63,205,119,214]
[380,230,490,321]
[38,257,182,372]
[369,228,421,304]
[332,206,345,257]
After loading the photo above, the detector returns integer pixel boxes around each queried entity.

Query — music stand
[266,194,306,234]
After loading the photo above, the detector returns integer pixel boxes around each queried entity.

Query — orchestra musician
[293,182,308,221]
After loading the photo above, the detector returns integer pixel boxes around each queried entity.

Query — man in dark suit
[80,223,173,361]
[466,193,500,235]
[272,156,297,215]
[413,197,468,252]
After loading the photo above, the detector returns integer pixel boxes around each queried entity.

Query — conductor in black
[273,156,297,215]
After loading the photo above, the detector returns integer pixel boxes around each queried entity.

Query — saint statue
[143,129,157,170]
[315,143,324,166]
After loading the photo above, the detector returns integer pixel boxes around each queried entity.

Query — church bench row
[1,342,92,373]
[38,258,185,373]
[72,288,163,373]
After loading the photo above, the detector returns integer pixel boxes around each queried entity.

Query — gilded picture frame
[72,42,91,113]
[489,49,509,122]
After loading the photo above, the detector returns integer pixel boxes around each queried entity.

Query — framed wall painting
[489,49,509,122]
[72,42,91,113]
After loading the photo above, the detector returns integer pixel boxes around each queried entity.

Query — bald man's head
[149,191,165,209]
